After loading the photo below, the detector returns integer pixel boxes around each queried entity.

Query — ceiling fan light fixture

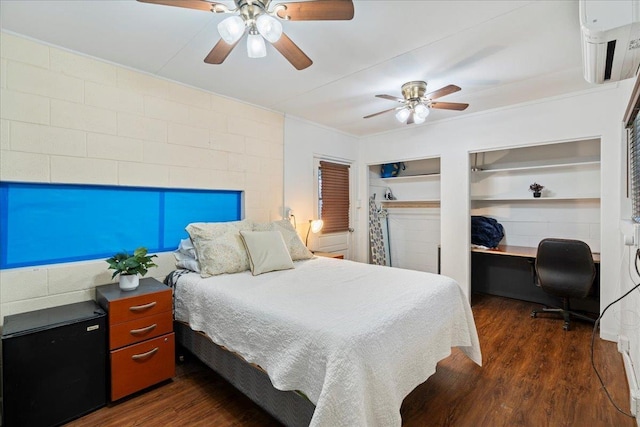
[256,14,282,43]
[414,103,430,120]
[218,16,245,44]
[395,108,411,123]
[247,33,267,58]
[413,114,426,124]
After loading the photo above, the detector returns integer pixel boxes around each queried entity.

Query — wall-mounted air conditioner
[580,0,640,84]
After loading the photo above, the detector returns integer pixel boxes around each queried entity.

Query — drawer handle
[129,301,156,312]
[129,324,157,336]
[131,347,158,360]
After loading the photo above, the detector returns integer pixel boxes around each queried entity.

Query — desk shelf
[470,246,600,314]
[471,244,600,263]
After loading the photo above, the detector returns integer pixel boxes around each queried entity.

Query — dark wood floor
[67,294,635,427]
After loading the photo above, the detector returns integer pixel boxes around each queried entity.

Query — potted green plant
[529,182,544,198]
[106,247,157,291]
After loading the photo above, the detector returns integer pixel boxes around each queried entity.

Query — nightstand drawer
[110,332,175,401]
[108,288,172,325]
[109,312,173,350]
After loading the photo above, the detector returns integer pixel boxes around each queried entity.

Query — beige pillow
[253,219,313,261]
[239,230,294,276]
[186,219,253,277]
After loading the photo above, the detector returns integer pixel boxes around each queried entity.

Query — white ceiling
[0,0,595,137]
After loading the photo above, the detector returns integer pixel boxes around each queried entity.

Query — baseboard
[621,349,639,423]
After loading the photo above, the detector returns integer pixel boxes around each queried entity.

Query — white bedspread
[174,257,482,427]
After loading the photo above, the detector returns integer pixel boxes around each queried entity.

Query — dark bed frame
[174,321,315,426]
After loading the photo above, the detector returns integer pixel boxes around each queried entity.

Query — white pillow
[239,230,294,276]
[186,219,253,277]
[177,238,198,259]
[173,238,200,272]
[253,219,313,261]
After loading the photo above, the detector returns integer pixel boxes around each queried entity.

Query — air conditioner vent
[605,40,616,80]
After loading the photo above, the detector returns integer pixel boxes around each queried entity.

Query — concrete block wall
[0,32,285,324]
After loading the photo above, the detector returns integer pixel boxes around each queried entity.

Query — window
[318,161,350,233]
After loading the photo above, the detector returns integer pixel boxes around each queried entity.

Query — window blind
[0,182,242,269]
[632,118,640,221]
[319,161,350,233]
[626,75,640,222]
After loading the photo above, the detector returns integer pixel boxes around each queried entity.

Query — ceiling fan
[364,81,469,125]
[137,0,354,70]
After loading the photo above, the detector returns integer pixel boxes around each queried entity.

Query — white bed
[173,256,481,427]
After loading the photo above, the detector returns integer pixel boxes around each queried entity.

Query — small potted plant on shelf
[529,182,544,198]
[106,247,157,291]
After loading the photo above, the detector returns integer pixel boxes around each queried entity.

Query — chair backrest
[535,238,596,299]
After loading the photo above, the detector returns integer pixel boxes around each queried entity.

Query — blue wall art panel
[0,182,243,269]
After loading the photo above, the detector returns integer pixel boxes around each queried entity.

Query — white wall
[283,116,359,255]
[358,83,634,340]
[384,208,440,272]
[0,33,285,323]
[472,200,601,250]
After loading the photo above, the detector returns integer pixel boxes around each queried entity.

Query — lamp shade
[305,219,324,246]
[256,14,282,43]
[414,103,430,120]
[395,108,410,123]
[310,219,324,233]
[218,16,245,44]
[247,33,267,58]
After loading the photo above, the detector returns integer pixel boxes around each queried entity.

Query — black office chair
[531,238,596,331]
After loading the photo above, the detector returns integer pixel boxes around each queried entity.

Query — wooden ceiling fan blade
[275,1,354,21]
[376,94,405,103]
[363,107,398,119]
[271,33,313,70]
[136,0,224,12]
[424,84,461,100]
[204,38,239,64]
[430,101,469,111]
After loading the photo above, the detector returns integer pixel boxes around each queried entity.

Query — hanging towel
[369,198,387,265]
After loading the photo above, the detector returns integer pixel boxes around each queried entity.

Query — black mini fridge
[2,300,107,427]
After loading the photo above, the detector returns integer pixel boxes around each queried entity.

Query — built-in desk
[472,244,600,263]
[471,244,600,314]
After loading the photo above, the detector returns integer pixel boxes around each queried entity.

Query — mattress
[173,256,482,427]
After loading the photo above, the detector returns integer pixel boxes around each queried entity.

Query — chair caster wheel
[563,323,570,331]
[531,311,537,318]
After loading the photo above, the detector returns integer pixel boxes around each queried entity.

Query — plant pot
[533,192,541,198]
[119,274,139,291]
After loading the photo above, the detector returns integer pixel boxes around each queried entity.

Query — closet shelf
[381,200,440,208]
[471,195,600,202]
[471,160,600,174]
[380,173,440,183]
